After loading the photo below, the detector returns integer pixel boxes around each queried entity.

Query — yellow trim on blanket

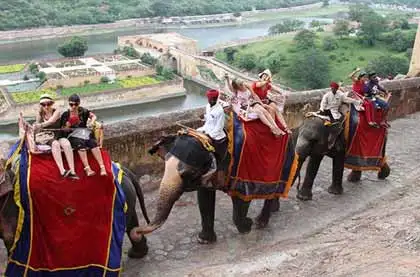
[8,148,24,259]
[344,111,350,144]
[8,258,121,272]
[24,154,34,276]
[114,162,127,214]
[284,152,299,198]
[225,111,235,186]
[5,138,24,170]
[103,185,117,277]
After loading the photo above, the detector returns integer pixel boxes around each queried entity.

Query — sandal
[84,166,96,177]
[99,165,107,176]
[61,170,70,178]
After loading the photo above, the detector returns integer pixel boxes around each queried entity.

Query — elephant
[0,158,150,259]
[129,133,281,245]
[293,115,390,201]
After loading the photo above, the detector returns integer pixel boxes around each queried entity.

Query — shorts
[69,136,98,150]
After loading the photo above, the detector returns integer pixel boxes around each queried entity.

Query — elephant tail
[123,166,151,224]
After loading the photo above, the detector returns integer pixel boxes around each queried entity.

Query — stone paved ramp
[120,113,420,276]
[1,113,419,276]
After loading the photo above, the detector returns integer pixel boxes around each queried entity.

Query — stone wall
[103,77,420,178]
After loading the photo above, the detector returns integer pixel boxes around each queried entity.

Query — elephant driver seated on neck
[196,89,228,189]
[318,82,362,149]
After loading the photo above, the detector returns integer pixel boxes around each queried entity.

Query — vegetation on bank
[0,0,319,31]
[10,74,171,104]
[217,4,417,90]
[0,64,26,74]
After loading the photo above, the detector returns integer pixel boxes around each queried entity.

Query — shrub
[323,37,339,51]
[329,54,337,60]
[100,76,110,83]
[358,56,365,61]
[84,80,90,85]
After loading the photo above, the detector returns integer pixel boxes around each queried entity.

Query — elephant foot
[128,236,148,259]
[270,198,280,212]
[347,171,361,183]
[197,231,217,244]
[327,184,343,195]
[378,163,390,180]
[255,214,270,229]
[297,190,312,201]
[234,217,253,234]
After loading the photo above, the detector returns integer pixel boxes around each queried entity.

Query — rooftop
[132,33,197,46]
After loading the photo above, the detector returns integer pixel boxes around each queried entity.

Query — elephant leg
[126,212,149,259]
[271,198,280,212]
[347,170,362,182]
[328,152,345,195]
[197,187,217,244]
[256,199,276,229]
[297,155,323,201]
[231,196,253,234]
[378,162,390,180]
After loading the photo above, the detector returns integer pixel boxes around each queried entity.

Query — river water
[0,17,332,141]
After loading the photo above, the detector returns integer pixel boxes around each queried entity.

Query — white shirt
[197,102,226,140]
[320,90,360,120]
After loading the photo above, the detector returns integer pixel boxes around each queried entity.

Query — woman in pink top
[225,75,283,136]
[252,69,290,133]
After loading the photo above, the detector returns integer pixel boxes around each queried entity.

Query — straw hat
[258,69,272,80]
[39,94,53,104]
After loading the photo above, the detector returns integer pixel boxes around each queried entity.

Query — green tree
[367,55,409,76]
[322,36,338,51]
[236,53,257,71]
[268,19,305,35]
[224,47,238,62]
[322,0,329,7]
[140,52,158,65]
[293,29,317,50]
[349,3,373,22]
[57,36,88,57]
[333,20,350,38]
[289,48,330,89]
[358,13,387,46]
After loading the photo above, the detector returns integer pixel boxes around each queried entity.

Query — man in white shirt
[197,89,228,188]
[320,82,362,122]
[319,82,362,149]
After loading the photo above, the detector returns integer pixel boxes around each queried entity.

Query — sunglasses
[69,102,79,107]
[40,102,53,107]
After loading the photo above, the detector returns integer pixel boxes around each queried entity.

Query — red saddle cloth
[225,113,298,201]
[344,105,387,171]
[6,145,126,276]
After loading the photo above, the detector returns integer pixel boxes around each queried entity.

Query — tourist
[60,94,107,177]
[33,94,79,179]
[349,68,378,128]
[319,82,362,122]
[225,74,283,136]
[197,89,227,188]
[366,72,391,128]
[251,69,290,133]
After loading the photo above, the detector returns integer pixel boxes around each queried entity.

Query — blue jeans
[373,98,389,110]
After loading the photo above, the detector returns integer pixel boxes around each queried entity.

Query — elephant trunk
[130,157,183,241]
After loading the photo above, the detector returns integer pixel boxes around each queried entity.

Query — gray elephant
[0,158,150,259]
[293,114,390,201]
[129,133,282,244]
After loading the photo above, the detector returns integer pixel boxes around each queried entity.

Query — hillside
[0,0,318,31]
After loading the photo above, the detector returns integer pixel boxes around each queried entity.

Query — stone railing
[103,77,420,178]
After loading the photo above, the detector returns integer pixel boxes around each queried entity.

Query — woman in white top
[225,75,284,136]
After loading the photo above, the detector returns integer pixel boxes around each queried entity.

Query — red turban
[206,89,219,100]
[330,82,339,90]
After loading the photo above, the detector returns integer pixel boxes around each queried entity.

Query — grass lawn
[11,89,56,104]
[0,64,26,74]
[217,30,410,90]
[119,76,160,88]
[60,82,122,96]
